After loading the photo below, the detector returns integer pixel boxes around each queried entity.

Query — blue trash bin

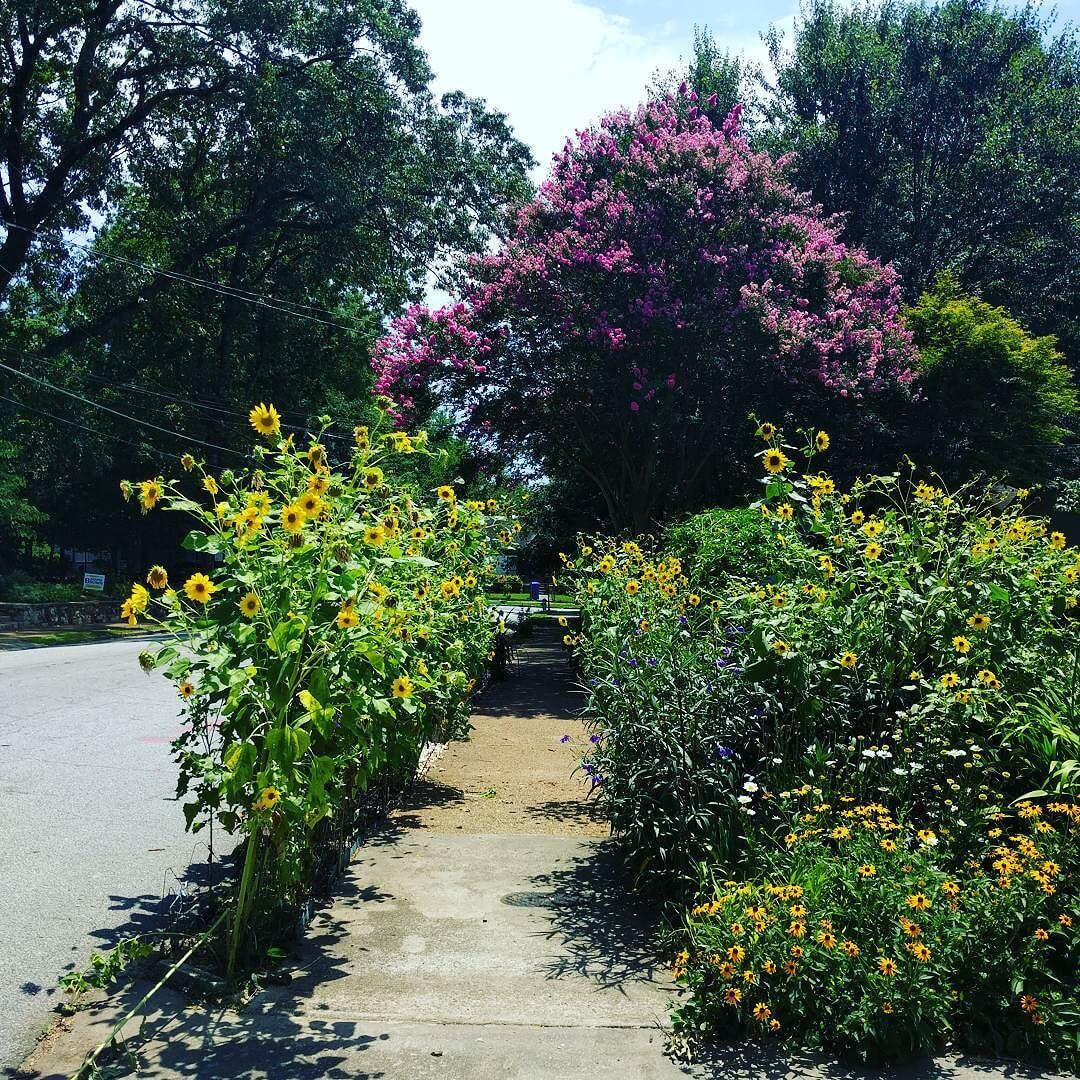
[529,580,541,601]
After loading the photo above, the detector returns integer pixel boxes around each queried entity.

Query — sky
[411,0,1079,176]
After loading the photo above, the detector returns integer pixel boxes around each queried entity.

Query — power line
[0,355,247,458]
[0,218,368,335]
[77,370,356,442]
[0,392,173,459]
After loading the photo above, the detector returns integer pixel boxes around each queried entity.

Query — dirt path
[396,628,607,836]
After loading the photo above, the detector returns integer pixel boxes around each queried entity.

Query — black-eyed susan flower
[906,893,932,911]
[876,957,898,976]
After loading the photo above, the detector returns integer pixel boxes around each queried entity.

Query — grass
[484,592,575,607]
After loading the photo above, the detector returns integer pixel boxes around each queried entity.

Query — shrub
[566,419,1080,1065]
[904,272,1077,482]
[567,425,1080,892]
[119,407,515,975]
[673,797,1079,1069]
[663,506,782,587]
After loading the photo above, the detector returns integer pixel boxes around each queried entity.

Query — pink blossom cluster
[373,89,917,424]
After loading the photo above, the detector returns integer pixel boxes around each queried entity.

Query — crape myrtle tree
[373,90,918,533]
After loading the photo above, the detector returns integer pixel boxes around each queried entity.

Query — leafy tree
[373,93,918,533]
[0,439,45,564]
[759,0,1080,361]
[0,0,532,560]
[901,272,1078,481]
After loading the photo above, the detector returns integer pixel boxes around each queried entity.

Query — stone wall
[0,600,122,630]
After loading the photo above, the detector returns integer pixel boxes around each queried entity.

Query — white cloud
[410,0,686,176]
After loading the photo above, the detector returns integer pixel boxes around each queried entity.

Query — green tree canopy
[0,0,532,560]
[902,272,1078,481]
[759,0,1080,362]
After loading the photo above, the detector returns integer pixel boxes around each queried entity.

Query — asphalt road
[0,638,221,1071]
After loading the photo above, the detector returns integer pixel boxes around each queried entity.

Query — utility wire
[0,355,247,458]
[0,392,173,459]
[77,370,356,442]
[0,218,368,334]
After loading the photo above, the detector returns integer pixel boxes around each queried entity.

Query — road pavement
[0,639,220,1071]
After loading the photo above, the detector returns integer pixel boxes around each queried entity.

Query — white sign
[82,573,105,592]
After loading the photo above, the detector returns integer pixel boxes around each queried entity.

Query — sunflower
[967,613,991,631]
[625,580,640,595]
[839,651,858,669]
[772,639,791,655]
[392,675,414,699]
[249,402,281,437]
[252,785,282,812]
[180,453,196,472]
[815,431,830,451]
[280,503,306,534]
[239,592,261,618]
[306,443,326,467]
[437,484,456,503]
[364,525,386,546]
[183,573,216,604]
[776,503,794,521]
[299,491,323,517]
[336,602,359,629]
[353,424,370,447]
[247,490,272,517]
[763,449,790,474]
[757,422,776,441]
[138,479,163,513]
[201,475,219,497]
[307,472,330,496]
[1051,531,1067,549]
[939,672,960,688]
[850,509,865,525]
[952,635,972,654]
[863,542,883,561]
[146,565,169,590]
[178,680,196,699]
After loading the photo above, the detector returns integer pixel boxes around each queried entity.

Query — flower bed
[565,423,1079,1068]
[119,406,517,975]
